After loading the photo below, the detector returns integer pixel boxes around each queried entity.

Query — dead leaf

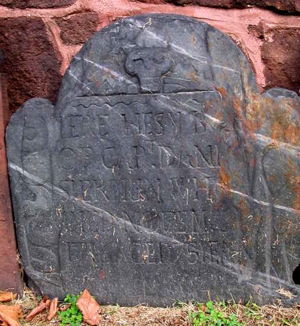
[26,298,50,321]
[47,298,58,321]
[77,289,101,325]
[0,292,16,303]
[0,305,22,326]
[276,288,296,299]
[59,303,71,311]
[0,305,22,319]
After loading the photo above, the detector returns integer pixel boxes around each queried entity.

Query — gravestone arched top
[56,14,257,110]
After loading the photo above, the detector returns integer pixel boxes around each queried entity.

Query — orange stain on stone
[245,95,265,133]
[294,176,300,210]
[237,199,251,217]
[215,86,227,98]
[219,165,231,188]
[270,118,300,146]
[186,71,200,82]
[285,159,300,211]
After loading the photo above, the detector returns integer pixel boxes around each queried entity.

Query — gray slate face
[6,14,300,306]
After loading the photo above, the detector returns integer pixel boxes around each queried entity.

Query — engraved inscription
[8,14,300,306]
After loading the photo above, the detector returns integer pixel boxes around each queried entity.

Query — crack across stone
[8,162,300,297]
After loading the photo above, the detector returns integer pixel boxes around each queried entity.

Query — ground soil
[2,288,300,325]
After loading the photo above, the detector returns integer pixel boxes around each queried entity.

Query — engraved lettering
[96,113,109,136]
[103,147,119,168]
[58,148,76,170]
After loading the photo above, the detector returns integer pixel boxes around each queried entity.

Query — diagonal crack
[9,162,300,297]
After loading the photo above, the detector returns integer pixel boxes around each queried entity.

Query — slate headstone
[6,14,300,306]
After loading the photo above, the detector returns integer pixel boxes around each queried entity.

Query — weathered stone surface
[165,0,233,7]
[55,12,99,45]
[261,27,300,94]
[247,24,300,93]
[132,0,300,12]
[132,0,233,6]
[0,17,62,114]
[0,0,76,9]
[134,0,165,3]
[238,0,299,12]
[7,14,300,306]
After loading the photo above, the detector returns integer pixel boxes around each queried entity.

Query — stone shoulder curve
[56,14,257,110]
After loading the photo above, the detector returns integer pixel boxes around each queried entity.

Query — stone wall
[0,73,22,294]
[0,0,299,114]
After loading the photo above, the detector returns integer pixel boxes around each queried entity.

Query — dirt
[2,288,300,326]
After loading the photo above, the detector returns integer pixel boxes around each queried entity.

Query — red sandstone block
[55,12,99,45]
[248,24,300,93]
[0,17,62,113]
[0,0,76,9]
[132,0,300,12]
[261,27,300,93]
[0,74,22,294]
